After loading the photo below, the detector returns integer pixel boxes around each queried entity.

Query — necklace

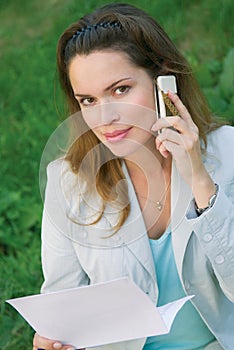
[135,179,171,211]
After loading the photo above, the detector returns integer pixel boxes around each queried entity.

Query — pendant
[156,201,163,211]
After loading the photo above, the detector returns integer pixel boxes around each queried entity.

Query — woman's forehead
[68,51,140,92]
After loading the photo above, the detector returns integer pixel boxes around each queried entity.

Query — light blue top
[143,227,215,350]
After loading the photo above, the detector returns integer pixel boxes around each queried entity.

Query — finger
[167,91,194,124]
[155,137,170,158]
[33,333,63,350]
[157,130,200,157]
[153,114,199,140]
[158,139,185,159]
[156,129,184,147]
[154,116,189,136]
[158,144,170,158]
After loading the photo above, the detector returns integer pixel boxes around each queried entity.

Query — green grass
[0,0,233,348]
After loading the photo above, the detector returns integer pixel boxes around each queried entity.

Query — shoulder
[205,125,234,182]
[46,158,78,187]
[45,158,81,199]
[47,157,71,177]
[206,125,234,151]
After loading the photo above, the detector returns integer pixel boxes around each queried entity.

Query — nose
[100,101,120,125]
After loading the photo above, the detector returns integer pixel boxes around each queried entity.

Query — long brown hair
[56,3,221,230]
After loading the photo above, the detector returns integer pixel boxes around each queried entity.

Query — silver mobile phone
[154,75,179,118]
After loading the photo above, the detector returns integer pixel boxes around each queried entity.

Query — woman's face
[69,50,156,158]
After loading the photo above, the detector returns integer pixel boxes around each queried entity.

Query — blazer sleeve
[190,182,234,302]
[40,160,89,294]
[188,126,234,302]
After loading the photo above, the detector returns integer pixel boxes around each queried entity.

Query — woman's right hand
[33,333,76,350]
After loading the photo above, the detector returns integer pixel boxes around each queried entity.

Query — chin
[103,140,143,159]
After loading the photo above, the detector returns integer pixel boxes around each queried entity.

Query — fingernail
[151,124,157,132]
[53,343,62,349]
[67,347,75,350]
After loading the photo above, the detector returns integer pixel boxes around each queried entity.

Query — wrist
[192,170,216,207]
[195,183,219,215]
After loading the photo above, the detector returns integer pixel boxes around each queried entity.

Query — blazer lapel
[104,160,196,282]
[171,161,194,276]
[117,163,157,282]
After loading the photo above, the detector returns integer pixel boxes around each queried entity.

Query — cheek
[133,88,155,109]
[81,109,104,141]
[127,98,156,130]
[81,108,101,130]
[130,90,155,121]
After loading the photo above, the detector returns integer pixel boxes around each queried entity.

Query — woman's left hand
[151,91,217,208]
[151,91,206,187]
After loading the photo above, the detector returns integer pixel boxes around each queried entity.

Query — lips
[103,127,132,142]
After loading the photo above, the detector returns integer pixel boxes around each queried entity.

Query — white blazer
[41,125,234,350]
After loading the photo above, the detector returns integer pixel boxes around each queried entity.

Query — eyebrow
[74,77,132,97]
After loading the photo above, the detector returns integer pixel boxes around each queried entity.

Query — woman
[33,3,234,350]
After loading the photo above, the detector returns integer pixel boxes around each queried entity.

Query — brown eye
[114,86,130,96]
[80,97,96,106]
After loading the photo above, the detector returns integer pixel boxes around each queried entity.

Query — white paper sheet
[6,277,193,349]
